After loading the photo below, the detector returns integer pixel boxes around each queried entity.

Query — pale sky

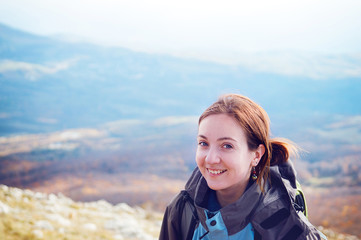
[1,0,361,79]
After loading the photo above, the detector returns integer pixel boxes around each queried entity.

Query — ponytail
[269,138,299,166]
[256,138,299,192]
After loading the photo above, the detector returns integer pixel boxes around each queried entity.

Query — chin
[206,181,226,191]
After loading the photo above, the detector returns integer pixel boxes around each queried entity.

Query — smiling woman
[159,94,327,240]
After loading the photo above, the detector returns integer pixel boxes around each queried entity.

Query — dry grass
[0,185,162,240]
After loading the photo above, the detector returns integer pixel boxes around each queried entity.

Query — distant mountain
[1,23,360,135]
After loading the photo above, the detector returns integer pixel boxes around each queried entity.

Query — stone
[115,202,136,214]
[113,234,124,240]
[32,229,44,239]
[83,223,97,231]
[46,213,72,226]
[34,220,54,231]
[0,200,11,214]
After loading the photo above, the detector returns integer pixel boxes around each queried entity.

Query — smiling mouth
[207,168,227,175]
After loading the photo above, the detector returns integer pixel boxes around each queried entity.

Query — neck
[216,182,248,207]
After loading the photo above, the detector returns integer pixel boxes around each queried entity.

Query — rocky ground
[0,184,359,240]
[0,185,162,240]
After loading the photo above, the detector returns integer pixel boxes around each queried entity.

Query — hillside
[0,184,162,240]
[1,185,359,240]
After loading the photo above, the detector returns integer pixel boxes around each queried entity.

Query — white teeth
[208,169,226,175]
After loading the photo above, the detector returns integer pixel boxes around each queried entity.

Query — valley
[1,117,361,237]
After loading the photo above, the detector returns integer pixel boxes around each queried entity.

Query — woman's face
[196,113,260,195]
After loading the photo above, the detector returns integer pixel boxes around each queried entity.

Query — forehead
[198,114,246,140]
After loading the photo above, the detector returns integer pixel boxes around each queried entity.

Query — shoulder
[251,162,324,240]
[164,190,189,222]
[252,191,320,239]
[164,167,202,216]
[159,190,198,240]
[159,168,204,240]
[159,191,186,240]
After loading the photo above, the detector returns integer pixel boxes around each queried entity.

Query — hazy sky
[1,0,361,78]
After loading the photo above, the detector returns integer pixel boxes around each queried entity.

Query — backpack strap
[179,190,199,240]
[294,181,308,218]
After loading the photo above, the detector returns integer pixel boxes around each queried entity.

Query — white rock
[95,199,113,211]
[83,223,97,231]
[32,229,44,239]
[0,184,9,192]
[104,217,152,239]
[103,217,138,231]
[57,193,73,204]
[138,233,156,240]
[104,219,120,231]
[48,193,58,203]
[115,203,136,214]
[34,220,54,231]
[43,205,56,213]
[10,187,23,201]
[121,228,154,240]
[34,191,47,200]
[46,213,72,226]
[43,201,72,215]
[23,189,34,198]
[113,234,124,240]
[58,228,66,235]
[134,206,147,218]
[0,201,11,214]
[23,197,30,203]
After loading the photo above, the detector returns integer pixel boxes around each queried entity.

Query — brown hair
[198,94,298,191]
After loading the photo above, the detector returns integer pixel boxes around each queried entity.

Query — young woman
[159,94,326,240]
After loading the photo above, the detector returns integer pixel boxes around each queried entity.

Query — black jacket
[159,161,326,240]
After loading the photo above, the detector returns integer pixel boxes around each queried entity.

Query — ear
[252,144,265,167]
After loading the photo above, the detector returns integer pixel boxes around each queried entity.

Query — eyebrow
[197,135,237,142]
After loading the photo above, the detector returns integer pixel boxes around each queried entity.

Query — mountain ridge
[1,23,361,135]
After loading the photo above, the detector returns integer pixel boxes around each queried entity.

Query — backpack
[295,181,308,218]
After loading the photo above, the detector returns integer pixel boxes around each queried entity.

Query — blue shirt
[192,189,255,240]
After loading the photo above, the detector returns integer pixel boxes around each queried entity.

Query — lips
[207,168,227,175]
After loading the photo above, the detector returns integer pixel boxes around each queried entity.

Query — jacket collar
[184,161,299,236]
[185,168,263,235]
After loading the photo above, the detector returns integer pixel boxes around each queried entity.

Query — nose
[205,147,221,164]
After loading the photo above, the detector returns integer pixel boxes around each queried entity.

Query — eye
[222,144,233,149]
[198,141,208,147]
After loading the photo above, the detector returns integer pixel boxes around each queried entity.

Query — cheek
[195,150,202,164]
[195,149,205,166]
[233,153,253,172]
